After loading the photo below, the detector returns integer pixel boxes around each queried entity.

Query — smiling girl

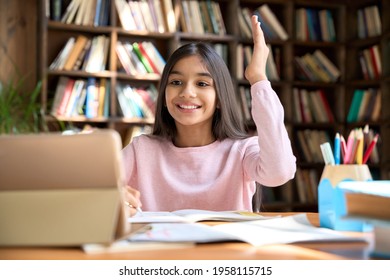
[122,15,296,212]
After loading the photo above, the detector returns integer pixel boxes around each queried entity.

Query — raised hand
[244,15,269,85]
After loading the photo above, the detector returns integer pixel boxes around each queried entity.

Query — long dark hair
[152,42,247,141]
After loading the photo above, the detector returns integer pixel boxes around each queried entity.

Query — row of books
[295,129,331,164]
[295,8,336,42]
[116,41,166,76]
[51,76,110,118]
[295,168,318,204]
[116,83,158,120]
[237,4,288,41]
[347,88,381,123]
[178,0,226,35]
[56,0,111,26]
[50,35,109,73]
[294,49,341,82]
[292,88,335,124]
[357,5,382,39]
[236,44,280,81]
[359,44,382,80]
[115,0,176,33]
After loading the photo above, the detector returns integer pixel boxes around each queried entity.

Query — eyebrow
[169,70,213,79]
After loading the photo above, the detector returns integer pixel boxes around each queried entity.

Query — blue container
[318,164,372,231]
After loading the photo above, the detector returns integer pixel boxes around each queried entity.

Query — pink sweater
[122,80,296,211]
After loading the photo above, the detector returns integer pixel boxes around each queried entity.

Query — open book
[127,214,370,246]
[128,209,277,223]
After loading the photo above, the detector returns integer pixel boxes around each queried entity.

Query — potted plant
[0,77,46,134]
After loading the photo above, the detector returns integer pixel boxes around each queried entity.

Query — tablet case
[0,130,131,246]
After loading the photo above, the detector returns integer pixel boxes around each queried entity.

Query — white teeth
[178,105,199,109]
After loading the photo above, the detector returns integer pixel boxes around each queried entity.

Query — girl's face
[165,55,217,129]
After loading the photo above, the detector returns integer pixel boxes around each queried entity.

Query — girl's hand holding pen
[244,15,269,85]
[123,185,142,217]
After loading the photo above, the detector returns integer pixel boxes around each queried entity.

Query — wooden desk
[0,213,372,260]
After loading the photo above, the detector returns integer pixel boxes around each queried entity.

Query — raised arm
[243,15,296,186]
[244,15,269,84]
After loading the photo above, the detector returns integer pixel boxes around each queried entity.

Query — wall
[0,0,38,91]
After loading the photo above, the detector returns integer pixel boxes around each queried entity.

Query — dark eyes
[197,81,208,87]
[168,80,210,87]
[169,80,182,86]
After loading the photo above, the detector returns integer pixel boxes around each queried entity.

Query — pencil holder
[318,164,372,231]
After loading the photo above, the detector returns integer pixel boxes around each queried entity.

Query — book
[128,213,367,246]
[134,87,156,115]
[64,79,85,117]
[199,1,214,34]
[362,48,375,79]
[306,8,320,41]
[371,222,390,258]
[347,89,365,123]
[56,78,76,116]
[132,42,154,73]
[128,1,146,31]
[295,8,307,41]
[313,50,341,81]
[138,0,156,32]
[50,0,62,21]
[63,35,89,71]
[257,4,288,41]
[72,38,92,70]
[61,0,82,24]
[73,0,89,25]
[317,89,335,122]
[114,0,137,30]
[84,35,109,72]
[178,0,191,32]
[85,77,99,118]
[50,76,70,116]
[370,45,382,79]
[188,0,204,34]
[371,88,381,121]
[161,0,176,33]
[97,78,107,117]
[136,42,160,74]
[122,42,148,75]
[116,40,137,75]
[128,209,277,223]
[152,0,166,33]
[237,7,252,38]
[292,88,302,122]
[49,37,76,70]
[211,1,226,35]
[140,41,166,74]
[339,180,390,221]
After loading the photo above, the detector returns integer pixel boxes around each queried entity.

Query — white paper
[128,209,278,223]
[128,214,369,246]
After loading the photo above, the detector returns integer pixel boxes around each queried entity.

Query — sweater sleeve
[243,80,296,186]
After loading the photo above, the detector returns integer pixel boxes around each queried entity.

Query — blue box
[318,164,373,232]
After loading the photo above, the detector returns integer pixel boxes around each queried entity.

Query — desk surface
[0,213,372,260]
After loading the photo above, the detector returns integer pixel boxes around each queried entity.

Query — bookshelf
[38,0,389,212]
[344,0,390,184]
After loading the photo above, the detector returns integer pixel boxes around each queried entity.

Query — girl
[122,15,296,212]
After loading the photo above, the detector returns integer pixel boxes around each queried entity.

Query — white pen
[125,201,143,215]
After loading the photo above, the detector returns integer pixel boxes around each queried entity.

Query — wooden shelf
[38,0,389,211]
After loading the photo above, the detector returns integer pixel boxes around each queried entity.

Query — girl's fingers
[124,186,142,208]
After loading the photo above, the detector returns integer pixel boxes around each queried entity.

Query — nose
[179,83,196,98]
